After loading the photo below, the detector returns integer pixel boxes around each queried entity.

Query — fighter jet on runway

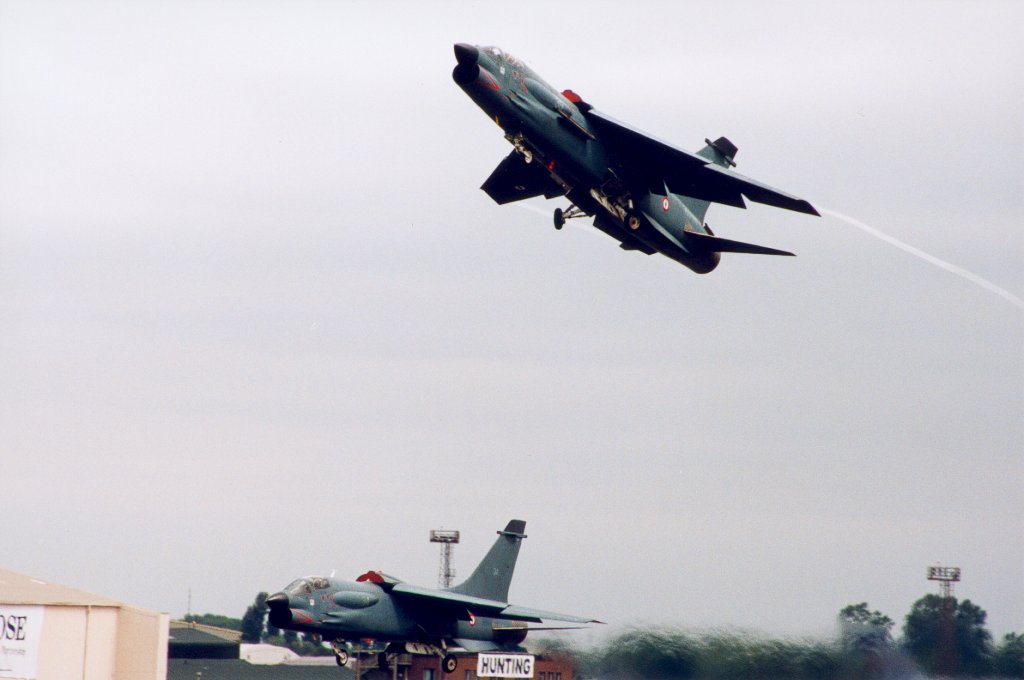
[453,43,819,273]
[267,520,599,672]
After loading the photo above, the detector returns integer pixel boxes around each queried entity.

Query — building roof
[0,567,131,608]
[168,621,242,660]
[169,621,243,644]
[168,658,354,680]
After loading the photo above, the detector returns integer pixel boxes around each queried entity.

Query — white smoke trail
[516,202,604,241]
[518,202,1024,311]
[821,208,1023,311]
[517,203,552,219]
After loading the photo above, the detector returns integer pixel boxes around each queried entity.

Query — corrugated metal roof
[0,567,126,607]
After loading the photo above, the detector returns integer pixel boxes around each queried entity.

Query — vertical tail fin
[698,136,739,168]
[681,137,740,224]
[447,520,526,602]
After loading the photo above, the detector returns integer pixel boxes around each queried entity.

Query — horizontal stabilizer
[491,625,586,632]
[686,231,795,256]
[500,605,603,624]
[453,639,503,653]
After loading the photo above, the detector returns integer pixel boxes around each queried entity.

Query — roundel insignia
[661,196,671,211]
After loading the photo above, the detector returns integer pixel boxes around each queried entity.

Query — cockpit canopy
[284,576,330,596]
[480,45,526,71]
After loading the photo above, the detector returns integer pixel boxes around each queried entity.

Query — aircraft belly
[512,109,606,191]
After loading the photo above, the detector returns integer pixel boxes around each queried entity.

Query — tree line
[539,594,1023,679]
[837,596,1022,677]
[206,591,1024,675]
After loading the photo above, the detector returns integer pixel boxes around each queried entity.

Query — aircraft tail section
[697,136,739,168]
[687,230,794,257]
[448,520,526,602]
[681,137,739,223]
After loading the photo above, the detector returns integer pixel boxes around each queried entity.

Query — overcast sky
[2,1,1021,641]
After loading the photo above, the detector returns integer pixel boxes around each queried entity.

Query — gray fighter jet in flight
[453,43,819,273]
[267,520,599,671]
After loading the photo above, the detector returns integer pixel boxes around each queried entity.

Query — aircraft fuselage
[453,43,721,273]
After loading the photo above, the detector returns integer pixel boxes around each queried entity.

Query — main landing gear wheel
[554,205,585,230]
[442,654,458,674]
[330,641,348,667]
[626,213,641,231]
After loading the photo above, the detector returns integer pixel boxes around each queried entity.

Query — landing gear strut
[553,205,585,230]
[330,641,348,667]
[507,132,534,164]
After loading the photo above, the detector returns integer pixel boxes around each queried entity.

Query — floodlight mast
[927,565,961,599]
[430,529,460,588]
[927,565,960,675]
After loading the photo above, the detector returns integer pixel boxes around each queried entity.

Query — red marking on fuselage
[291,609,314,624]
[480,72,500,91]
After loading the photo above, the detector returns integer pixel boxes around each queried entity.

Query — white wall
[36,606,117,680]
[26,605,167,680]
[115,607,168,680]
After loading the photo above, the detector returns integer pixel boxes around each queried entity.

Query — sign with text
[477,653,535,678]
[0,605,44,680]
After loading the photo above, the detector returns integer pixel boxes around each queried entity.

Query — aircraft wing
[499,605,601,624]
[584,108,819,216]
[391,583,600,624]
[481,151,565,205]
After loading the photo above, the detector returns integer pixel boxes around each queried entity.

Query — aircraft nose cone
[454,43,478,66]
[266,591,292,626]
